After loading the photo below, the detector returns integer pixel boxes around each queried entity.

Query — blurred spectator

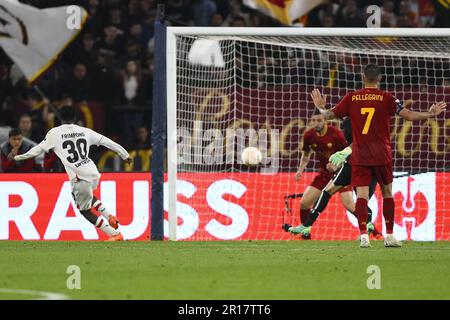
[80,33,99,65]
[43,150,65,173]
[230,16,247,27]
[308,0,340,27]
[132,126,151,150]
[167,0,192,25]
[85,0,103,36]
[336,0,365,27]
[18,114,43,143]
[118,60,150,143]
[0,128,41,173]
[398,0,419,27]
[98,24,123,66]
[128,22,147,49]
[70,33,98,72]
[122,40,142,65]
[249,13,264,27]
[222,0,251,26]
[90,53,120,102]
[418,0,436,27]
[0,64,13,125]
[62,63,92,103]
[108,5,127,34]
[321,14,336,27]
[210,13,224,27]
[120,60,148,105]
[192,0,217,26]
[382,0,398,27]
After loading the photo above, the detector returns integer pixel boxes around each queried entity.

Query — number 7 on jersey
[361,107,375,134]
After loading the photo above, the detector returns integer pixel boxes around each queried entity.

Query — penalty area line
[0,288,71,300]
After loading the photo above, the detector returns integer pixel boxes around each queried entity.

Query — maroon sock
[355,198,368,234]
[383,198,395,234]
[300,209,310,224]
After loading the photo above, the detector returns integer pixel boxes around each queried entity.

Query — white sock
[95,217,119,237]
[93,200,111,219]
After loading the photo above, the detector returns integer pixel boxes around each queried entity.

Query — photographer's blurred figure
[1,128,41,172]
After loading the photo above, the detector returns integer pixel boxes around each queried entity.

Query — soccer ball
[241,147,262,166]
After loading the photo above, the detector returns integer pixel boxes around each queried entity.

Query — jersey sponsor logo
[351,94,384,102]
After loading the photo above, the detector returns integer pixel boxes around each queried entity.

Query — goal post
[166,27,450,241]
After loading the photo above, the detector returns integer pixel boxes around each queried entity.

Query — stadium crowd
[0,0,449,172]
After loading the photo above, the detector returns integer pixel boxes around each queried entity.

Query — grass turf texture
[0,241,449,300]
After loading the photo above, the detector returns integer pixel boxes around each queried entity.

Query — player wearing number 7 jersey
[311,64,446,248]
[12,106,133,241]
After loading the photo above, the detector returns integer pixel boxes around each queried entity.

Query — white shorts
[71,179,99,211]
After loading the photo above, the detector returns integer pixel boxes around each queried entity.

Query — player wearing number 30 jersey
[13,106,133,241]
[311,64,446,248]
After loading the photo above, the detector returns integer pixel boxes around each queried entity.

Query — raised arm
[98,135,132,164]
[13,144,45,161]
[295,150,312,181]
[398,101,446,121]
[310,89,338,120]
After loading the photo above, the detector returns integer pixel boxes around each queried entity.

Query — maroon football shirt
[302,125,347,174]
[331,87,397,166]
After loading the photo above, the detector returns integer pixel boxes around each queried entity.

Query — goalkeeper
[289,117,382,239]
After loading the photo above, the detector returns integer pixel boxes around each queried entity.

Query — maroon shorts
[310,173,352,193]
[352,163,393,187]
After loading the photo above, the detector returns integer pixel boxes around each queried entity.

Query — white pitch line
[0,288,70,300]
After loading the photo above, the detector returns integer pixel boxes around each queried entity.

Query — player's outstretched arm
[310,89,337,120]
[13,145,45,161]
[398,101,446,121]
[295,150,311,181]
[98,135,132,164]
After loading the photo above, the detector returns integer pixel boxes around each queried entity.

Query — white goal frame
[166,27,450,241]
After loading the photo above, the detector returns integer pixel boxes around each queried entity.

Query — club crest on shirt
[327,142,333,148]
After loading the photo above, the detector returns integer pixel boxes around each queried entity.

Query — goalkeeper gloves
[329,146,352,167]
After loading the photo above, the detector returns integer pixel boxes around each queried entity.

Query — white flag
[0,0,88,83]
[243,0,326,26]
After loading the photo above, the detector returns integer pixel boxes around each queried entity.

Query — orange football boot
[108,215,120,229]
[106,232,124,241]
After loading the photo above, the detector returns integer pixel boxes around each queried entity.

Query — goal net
[166,28,450,241]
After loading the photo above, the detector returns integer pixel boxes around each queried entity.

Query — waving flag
[243,0,326,25]
[0,0,88,83]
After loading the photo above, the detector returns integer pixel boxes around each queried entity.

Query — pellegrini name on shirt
[352,94,384,101]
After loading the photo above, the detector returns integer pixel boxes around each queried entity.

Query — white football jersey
[36,124,129,182]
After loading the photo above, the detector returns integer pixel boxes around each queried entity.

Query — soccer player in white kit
[12,106,133,241]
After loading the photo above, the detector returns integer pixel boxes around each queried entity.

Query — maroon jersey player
[295,109,353,238]
[310,64,446,248]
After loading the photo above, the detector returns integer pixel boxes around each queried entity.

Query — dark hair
[364,64,381,82]
[60,105,77,123]
[9,127,22,137]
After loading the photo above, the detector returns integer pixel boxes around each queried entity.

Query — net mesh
[170,33,450,241]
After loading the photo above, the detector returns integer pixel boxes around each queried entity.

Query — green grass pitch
[0,241,449,300]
